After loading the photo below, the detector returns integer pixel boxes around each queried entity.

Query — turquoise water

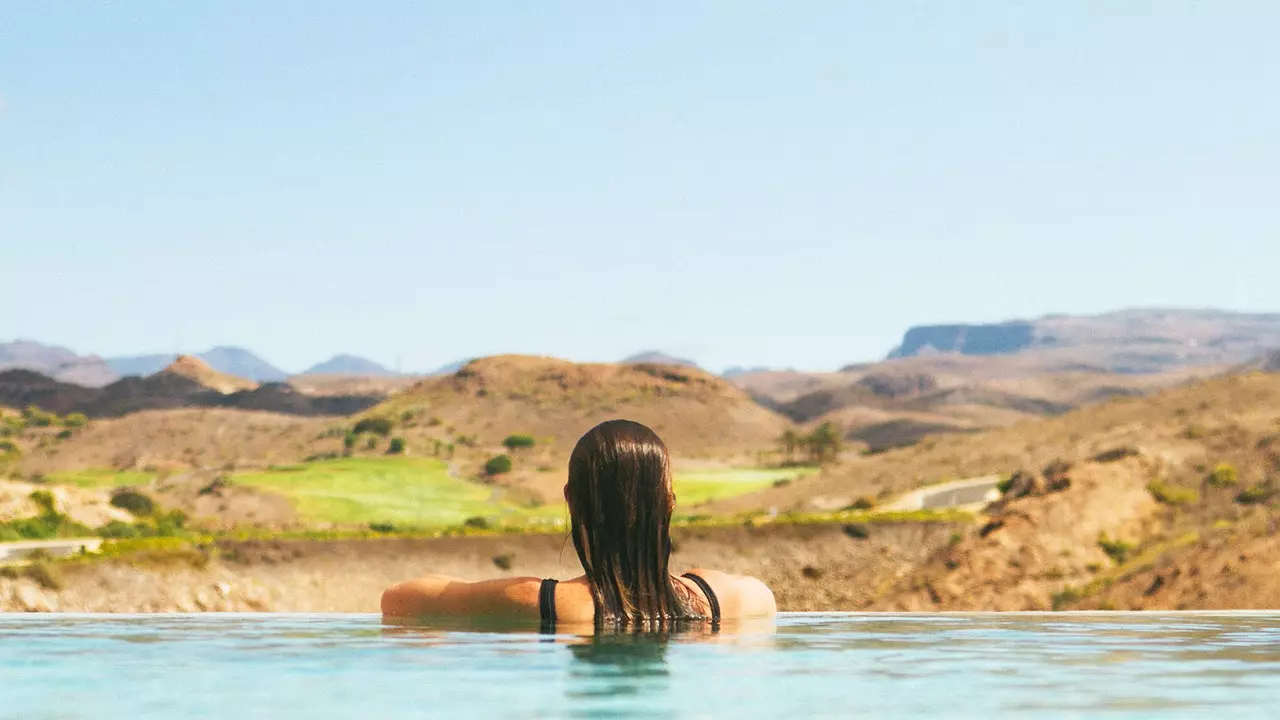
[1,612,1278,718]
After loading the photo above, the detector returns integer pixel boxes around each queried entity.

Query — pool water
[1,612,1277,718]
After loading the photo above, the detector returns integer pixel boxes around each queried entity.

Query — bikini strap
[538,578,559,631]
[681,572,721,623]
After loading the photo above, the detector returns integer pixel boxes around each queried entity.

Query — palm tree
[778,428,800,466]
[805,422,842,465]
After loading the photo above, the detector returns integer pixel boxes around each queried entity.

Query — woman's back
[380,420,777,626]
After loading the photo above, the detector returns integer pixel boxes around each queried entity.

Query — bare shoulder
[684,568,777,618]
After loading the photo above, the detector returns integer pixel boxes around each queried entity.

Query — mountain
[722,366,780,378]
[195,347,288,382]
[0,340,119,388]
[108,347,288,382]
[105,354,177,377]
[887,309,1280,373]
[622,351,700,368]
[300,354,397,377]
[162,356,258,394]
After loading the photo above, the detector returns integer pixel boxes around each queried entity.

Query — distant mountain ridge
[0,340,118,388]
[622,351,700,368]
[107,347,288,382]
[301,354,397,377]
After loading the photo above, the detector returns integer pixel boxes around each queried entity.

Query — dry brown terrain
[373,355,791,459]
[733,355,1224,451]
[287,374,420,397]
[708,370,1280,515]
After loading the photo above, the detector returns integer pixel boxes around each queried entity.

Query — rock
[13,583,55,612]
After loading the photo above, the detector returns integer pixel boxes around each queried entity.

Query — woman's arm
[381,574,541,618]
[685,568,778,618]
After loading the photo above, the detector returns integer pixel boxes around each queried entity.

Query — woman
[381,419,777,628]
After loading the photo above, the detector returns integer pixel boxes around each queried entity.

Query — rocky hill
[887,309,1280,373]
[374,355,789,457]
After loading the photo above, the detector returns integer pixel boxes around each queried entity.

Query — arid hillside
[733,354,1221,452]
[710,369,1280,514]
[372,355,790,458]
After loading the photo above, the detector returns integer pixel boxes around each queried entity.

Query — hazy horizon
[4,3,1278,373]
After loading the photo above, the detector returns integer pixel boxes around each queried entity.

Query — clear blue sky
[3,2,1277,373]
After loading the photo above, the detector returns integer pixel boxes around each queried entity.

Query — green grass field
[45,459,816,530]
[231,457,561,529]
[673,467,818,508]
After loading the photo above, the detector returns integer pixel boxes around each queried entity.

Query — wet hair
[566,419,703,627]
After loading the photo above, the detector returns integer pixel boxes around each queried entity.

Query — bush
[29,490,57,516]
[1206,464,1239,488]
[369,522,396,533]
[502,434,536,452]
[1098,534,1135,564]
[21,406,58,428]
[996,476,1015,494]
[55,429,73,441]
[154,510,188,536]
[110,489,156,516]
[0,440,19,455]
[98,521,142,539]
[492,553,515,571]
[62,413,88,429]
[463,516,491,530]
[343,431,357,451]
[484,454,513,476]
[387,437,406,455]
[1147,480,1198,506]
[366,436,379,451]
[1235,484,1276,505]
[353,417,394,437]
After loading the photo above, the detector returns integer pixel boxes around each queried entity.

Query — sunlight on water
[0,612,1277,718]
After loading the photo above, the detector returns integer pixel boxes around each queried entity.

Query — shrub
[110,489,156,516]
[492,553,515,571]
[366,436,379,451]
[352,417,393,437]
[343,431,357,451]
[1206,464,1239,488]
[848,495,877,511]
[369,522,396,533]
[463,516,491,530]
[154,509,188,536]
[21,406,57,428]
[387,437,406,455]
[502,434,536,452]
[1235,484,1276,505]
[62,413,88,429]
[484,454,513,476]
[996,476,1015,494]
[0,440,19,455]
[55,429,73,441]
[29,490,57,516]
[98,521,142,539]
[1098,534,1134,564]
[1147,480,1198,506]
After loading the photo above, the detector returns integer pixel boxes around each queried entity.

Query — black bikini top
[538,573,722,630]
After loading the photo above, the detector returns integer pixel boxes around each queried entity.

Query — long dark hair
[566,419,703,627]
